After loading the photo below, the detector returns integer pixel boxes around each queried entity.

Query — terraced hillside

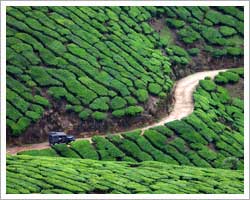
[18,68,244,170]
[6,6,244,144]
[6,5,245,195]
[6,155,243,194]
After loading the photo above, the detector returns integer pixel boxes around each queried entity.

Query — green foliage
[177,27,201,44]
[119,139,153,162]
[187,48,200,56]
[90,97,109,111]
[220,71,240,83]
[7,6,181,136]
[17,149,58,157]
[6,155,244,194]
[28,66,62,87]
[169,45,189,57]
[166,19,185,28]
[7,117,31,136]
[71,140,99,160]
[91,111,107,121]
[199,79,216,91]
[226,47,243,56]
[25,111,41,122]
[125,106,144,116]
[79,109,92,120]
[33,95,50,107]
[150,126,174,137]
[201,27,222,44]
[92,136,125,160]
[166,120,208,145]
[135,89,149,102]
[110,96,127,110]
[112,109,126,118]
[52,144,80,158]
[219,26,237,36]
[148,83,162,95]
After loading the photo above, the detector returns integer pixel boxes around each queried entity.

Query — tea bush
[7,6,177,136]
[20,69,244,170]
[6,155,244,194]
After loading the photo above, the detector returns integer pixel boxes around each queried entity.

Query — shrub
[198,147,217,161]
[6,153,244,194]
[166,19,185,28]
[71,140,99,160]
[28,66,62,87]
[186,151,211,168]
[79,76,109,96]
[211,48,227,58]
[125,96,137,105]
[201,27,221,44]
[52,144,80,158]
[205,10,222,24]
[119,139,153,162]
[79,109,92,120]
[141,22,153,34]
[221,71,240,83]
[226,47,243,56]
[166,120,207,145]
[150,126,174,137]
[10,117,31,136]
[7,102,22,121]
[112,109,126,118]
[177,27,201,44]
[164,145,191,165]
[125,106,144,116]
[232,98,243,110]
[229,68,244,77]
[110,96,127,110]
[92,136,125,160]
[91,111,107,121]
[135,136,178,164]
[168,138,187,153]
[34,95,50,107]
[90,97,109,111]
[169,45,189,57]
[7,89,29,113]
[25,111,41,122]
[17,149,58,157]
[122,130,141,140]
[214,74,228,84]
[135,89,149,102]
[199,79,216,91]
[188,48,200,56]
[144,130,168,151]
[48,87,81,105]
[219,26,237,36]
[148,83,162,95]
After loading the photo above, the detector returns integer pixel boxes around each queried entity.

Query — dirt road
[6,69,227,155]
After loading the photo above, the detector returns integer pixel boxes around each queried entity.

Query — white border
[1,1,249,199]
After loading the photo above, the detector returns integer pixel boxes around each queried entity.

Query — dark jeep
[48,132,75,145]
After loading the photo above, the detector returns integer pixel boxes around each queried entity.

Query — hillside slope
[6,6,244,144]
[18,68,244,170]
[6,155,243,194]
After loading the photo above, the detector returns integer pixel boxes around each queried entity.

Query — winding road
[6,69,227,155]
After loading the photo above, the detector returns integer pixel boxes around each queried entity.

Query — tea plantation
[6,155,243,194]
[18,68,244,170]
[6,6,243,137]
[6,5,244,194]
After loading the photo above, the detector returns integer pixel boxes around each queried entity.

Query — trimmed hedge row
[6,155,244,194]
[7,6,177,135]
[17,68,244,171]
